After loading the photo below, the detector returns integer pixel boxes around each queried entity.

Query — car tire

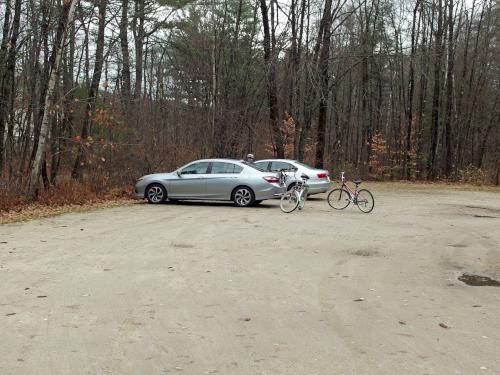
[145,183,167,204]
[232,186,255,207]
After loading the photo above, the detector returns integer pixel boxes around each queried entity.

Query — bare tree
[28,0,78,196]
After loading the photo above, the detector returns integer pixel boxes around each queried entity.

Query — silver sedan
[134,159,285,207]
[255,159,331,195]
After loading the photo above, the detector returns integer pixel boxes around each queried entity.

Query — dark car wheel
[146,183,167,204]
[232,186,255,207]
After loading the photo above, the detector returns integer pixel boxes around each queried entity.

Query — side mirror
[176,170,182,177]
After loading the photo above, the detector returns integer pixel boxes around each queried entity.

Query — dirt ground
[1,183,499,375]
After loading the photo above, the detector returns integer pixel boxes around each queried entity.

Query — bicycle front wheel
[298,188,308,210]
[327,188,351,210]
[356,189,374,213]
[280,190,300,213]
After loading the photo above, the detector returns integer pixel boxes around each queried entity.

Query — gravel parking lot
[1,183,499,374]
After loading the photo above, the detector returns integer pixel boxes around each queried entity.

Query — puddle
[458,273,500,287]
[171,243,194,249]
[350,249,379,257]
[465,205,500,213]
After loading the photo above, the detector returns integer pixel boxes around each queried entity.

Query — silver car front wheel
[233,187,255,207]
[146,183,167,204]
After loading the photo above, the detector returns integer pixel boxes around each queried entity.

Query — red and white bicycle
[327,172,374,213]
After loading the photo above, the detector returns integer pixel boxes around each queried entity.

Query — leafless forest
[0,0,498,206]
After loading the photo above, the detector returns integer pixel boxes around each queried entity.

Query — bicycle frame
[338,172,358,200]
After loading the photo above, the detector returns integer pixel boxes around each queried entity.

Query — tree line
[0,0,498,200]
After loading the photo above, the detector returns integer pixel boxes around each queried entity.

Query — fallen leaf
[399,320,406,325]
[354,298,365,302]
[439,323,449,329]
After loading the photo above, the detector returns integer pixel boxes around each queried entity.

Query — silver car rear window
[246,164,266,172]
[294,161,315,169]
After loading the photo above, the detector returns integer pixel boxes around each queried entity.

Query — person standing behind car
[245,153,256,165]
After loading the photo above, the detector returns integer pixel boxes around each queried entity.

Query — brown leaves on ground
[0,198,135,224]
[1,181,136,224]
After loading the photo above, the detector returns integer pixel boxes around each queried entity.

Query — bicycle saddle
[353,179,362,185]
[300,173,310,180]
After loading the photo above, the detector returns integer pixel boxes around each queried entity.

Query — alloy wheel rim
[235,189,251,205]
[148,186,164,203]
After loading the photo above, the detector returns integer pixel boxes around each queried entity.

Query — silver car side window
[270,161,293,172]
[255,161,269,171]
[181,162,210,175]
[211,162,243,174]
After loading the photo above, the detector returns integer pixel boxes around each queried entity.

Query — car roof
[256,159,298,163]
[191,158,245,164]
[256,159,325,171]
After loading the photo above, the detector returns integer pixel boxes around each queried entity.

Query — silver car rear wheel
[233,187,254,207]
[146,183,167,204]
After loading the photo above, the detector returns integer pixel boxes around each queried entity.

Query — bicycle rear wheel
[356,189,374,213]
[280,190,300,213]
[327,188,351,210]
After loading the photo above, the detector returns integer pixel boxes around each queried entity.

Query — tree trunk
[405,0,419,180]
[259,0,284,158]
[443,0,454,177]
[72,0,107,181]
[133,0,145,100]
[427,0,444,180]
[120,0,132,99]
[314,0,333,169]
[0,0,21,176]
[28,0,78,196]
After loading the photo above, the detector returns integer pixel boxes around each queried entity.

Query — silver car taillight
[263,176,280,183]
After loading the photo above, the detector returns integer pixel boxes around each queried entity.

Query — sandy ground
[1,183,499,375]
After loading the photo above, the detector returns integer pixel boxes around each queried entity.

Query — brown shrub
[0,186,25,212]
[458,164,487,185]
[37,179,99,207]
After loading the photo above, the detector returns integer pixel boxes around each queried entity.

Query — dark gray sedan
[134,159,285,207]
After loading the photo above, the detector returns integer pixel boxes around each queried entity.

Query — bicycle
[280,172,310,213]
[327,172,374,213]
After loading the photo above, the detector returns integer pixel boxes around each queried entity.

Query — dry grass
[0,198,136,224]
[364,180,500,192]
[0,178,136,224]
